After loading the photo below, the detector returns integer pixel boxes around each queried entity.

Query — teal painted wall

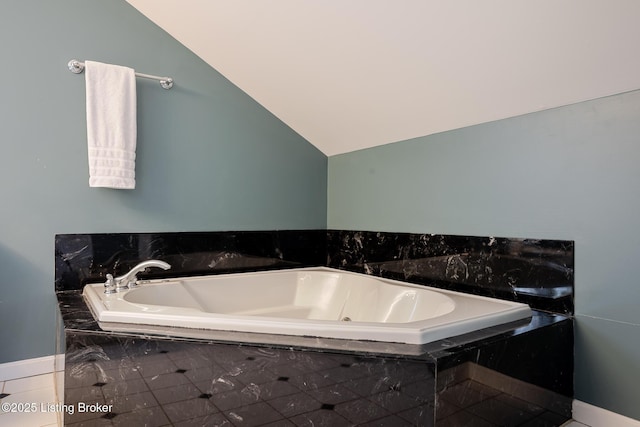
[4,0,639,420]
[329,90,640,420]
[0,1,326,364]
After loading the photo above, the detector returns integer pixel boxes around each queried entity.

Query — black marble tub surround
[59,292,572,426]
[63,332,437,426]
[327,230,574,315]
[55,230,326,292]
[56,229,574,425]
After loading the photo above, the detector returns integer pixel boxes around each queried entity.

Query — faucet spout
[113,260,171,291]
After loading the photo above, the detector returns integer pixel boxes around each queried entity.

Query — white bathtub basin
[82,267,531,345]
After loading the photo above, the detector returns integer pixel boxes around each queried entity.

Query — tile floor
[0,373,591,427]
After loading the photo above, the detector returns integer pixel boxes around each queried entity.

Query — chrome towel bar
[68,59,174,90]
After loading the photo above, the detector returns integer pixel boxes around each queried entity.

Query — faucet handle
[104,274,116,294]
[113,260,172,292]
[127,275,140,289]
[124,266,153,289]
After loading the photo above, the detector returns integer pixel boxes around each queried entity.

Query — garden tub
[82,267,531,345]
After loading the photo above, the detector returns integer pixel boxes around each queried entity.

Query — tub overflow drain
[341,317,352,322]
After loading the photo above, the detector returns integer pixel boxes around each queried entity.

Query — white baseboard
[0,355,65,381]
[573,400,640,427]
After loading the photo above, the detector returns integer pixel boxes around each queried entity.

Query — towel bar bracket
[68,60,84,74]
[67,59,173,90]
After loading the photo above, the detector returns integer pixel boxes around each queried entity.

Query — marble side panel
[435,316,573,426]
[55,230,326,291]
[59,289,573,426]
[63,331,436,426]
[327,230,574,314]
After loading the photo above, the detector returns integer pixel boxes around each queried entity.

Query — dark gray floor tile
[290,407,351,426]
[144,371,192,390]
[438,380,501,408]
[162,396,220,423]
[110,406,170,427]
[438,409,498,427]
[224,402,285,425]
[334,398,390,424]
[467,397,539,426]
[101,378,150,397]
[105,390,159,413]
[267,392,323,417]
[306,383,360,405]
[172,412,233,427]
[151,382,203,405]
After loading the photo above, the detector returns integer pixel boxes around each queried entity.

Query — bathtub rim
[89,314,539,356]
[82,267,532,345]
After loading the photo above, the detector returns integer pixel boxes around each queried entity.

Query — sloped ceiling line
[126,0,640,156]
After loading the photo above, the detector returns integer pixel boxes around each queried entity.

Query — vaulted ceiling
[126,0,640,156]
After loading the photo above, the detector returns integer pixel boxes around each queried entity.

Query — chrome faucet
[104,260,171,294]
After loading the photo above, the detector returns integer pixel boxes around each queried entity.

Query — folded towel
[85,60,137,189]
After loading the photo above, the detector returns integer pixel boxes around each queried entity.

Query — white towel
[85,60,137,189]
